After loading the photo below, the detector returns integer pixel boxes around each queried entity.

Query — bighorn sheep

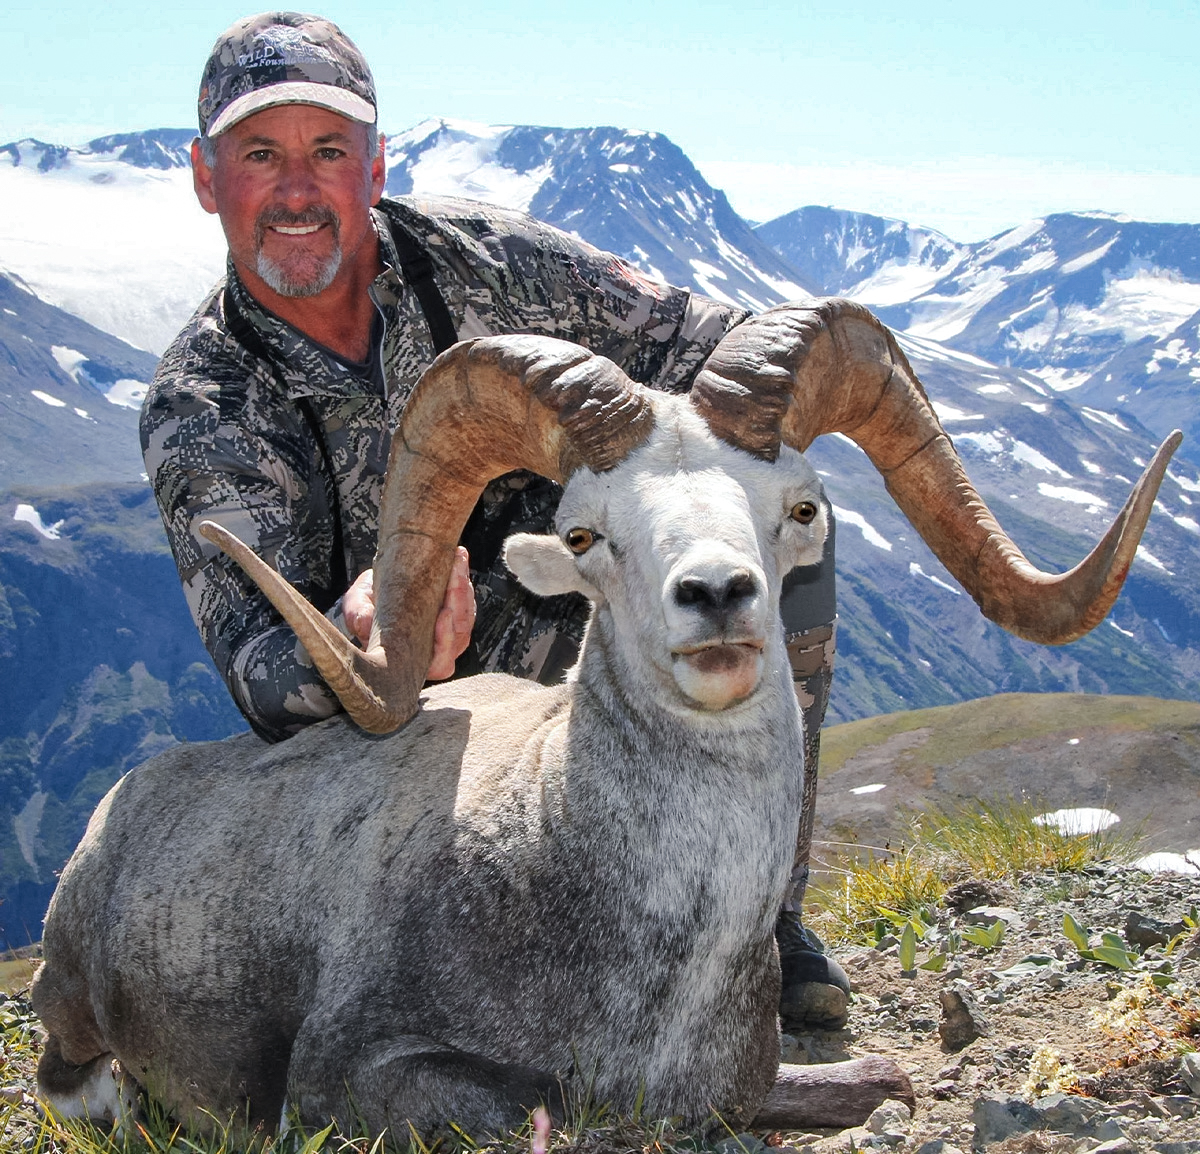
[32,300,1179,1138]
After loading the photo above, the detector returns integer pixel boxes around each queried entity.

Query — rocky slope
[780,861,1200,1153]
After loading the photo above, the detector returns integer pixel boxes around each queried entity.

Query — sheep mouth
[671,640,765,709]
[673,639,764,663]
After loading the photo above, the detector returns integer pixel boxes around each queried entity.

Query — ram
[31,300,1179,1139]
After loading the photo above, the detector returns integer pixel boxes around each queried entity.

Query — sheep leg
[751,1058,915,1129]
[288,1030,563,1139]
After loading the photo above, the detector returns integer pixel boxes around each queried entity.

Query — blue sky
[6,1,1199,240]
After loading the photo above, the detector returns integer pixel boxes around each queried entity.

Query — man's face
[192,104,385,299]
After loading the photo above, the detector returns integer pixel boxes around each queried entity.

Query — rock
[962,905,1020,928]
[937,981,991,1051]
[752,1058,915,1130]
[865,1098,912,1135]
[1125,910,1186,949]
[942,878,1014,914]
[1082,1138,1137,1153]
[711,1132,767,1154]
[1182,1053,1200,1097]
[971,1094,1045,1146]
[1036,1090,1105,1132]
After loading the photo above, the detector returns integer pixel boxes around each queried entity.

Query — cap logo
[239,28,327,70]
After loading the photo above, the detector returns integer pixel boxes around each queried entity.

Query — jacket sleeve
[141,323,349,743]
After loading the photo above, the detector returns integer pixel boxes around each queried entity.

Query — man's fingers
[344,568,376,646]
[426,547,475,681]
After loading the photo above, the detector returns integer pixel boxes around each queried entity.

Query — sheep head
[505,397,828,713]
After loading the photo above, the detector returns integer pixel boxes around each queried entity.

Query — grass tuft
[806,796,1144,947]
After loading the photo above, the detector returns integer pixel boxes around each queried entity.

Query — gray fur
[33,396,828,1138]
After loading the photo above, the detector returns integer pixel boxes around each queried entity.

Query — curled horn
[201,335,653,733]
[690,297,1182,645]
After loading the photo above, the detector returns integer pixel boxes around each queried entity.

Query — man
[141,11,848,1031]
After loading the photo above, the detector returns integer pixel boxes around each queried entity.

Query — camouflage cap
[198,12,376,137]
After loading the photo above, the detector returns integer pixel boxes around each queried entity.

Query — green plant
[960,920,1006,950]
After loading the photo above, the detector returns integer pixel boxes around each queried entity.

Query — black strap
[383,215,459,355]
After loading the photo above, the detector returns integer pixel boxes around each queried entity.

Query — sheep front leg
[287,1029,564,1139]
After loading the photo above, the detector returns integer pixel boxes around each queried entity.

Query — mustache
[255,204,340,240]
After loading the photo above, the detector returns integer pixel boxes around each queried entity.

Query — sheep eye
[790,501,818,525]
[565,527,595,554]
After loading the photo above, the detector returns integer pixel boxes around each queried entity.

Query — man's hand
[427,546,476,680]
[344,568,376,646]
[343,547,475,680]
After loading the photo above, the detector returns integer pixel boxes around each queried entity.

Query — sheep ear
[504,533,601,599]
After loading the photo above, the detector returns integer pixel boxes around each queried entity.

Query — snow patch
[1081,407,1130,432]
[1137,545,1169,572]
[1108,619,1135,638]
[1134,851,1200,876]
[1037,483,1107,509]
[953,431,1005,456]
[1059,237,1118,275]
[849,783,887,795]
[51,344,87,377]
[31,389,66,407]
[932,401,984,422]
[1037,366,1093,392]
[909,562,961,595]
[13,503,64,539]
[1034,808,1120,835]
[831,505,892,551]
[104,380,148,409]
[1013,440,1071,477]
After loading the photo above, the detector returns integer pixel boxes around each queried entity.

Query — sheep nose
[675,569,758,610]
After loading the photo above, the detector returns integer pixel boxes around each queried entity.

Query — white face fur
[504,398,828,714]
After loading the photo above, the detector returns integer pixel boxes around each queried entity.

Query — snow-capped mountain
[756,209,1200,440]
[0,271,150,490]
[754,206,966,307]
[0,134,226,354]
[384,119,816,312]
[1073,306,1200,452]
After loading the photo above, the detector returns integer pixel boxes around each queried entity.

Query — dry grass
[805,795,1144,946]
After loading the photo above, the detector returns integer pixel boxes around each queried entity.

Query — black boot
[776,910,850,1032]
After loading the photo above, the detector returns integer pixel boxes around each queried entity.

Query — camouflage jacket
[143,195,750,741]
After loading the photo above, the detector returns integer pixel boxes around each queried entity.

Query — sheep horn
[204,335,653,733]
[689,297,1182,645]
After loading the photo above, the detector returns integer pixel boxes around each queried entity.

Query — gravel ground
[772,863,1200,1153]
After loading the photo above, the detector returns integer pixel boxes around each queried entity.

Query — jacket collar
[225,210,403,400]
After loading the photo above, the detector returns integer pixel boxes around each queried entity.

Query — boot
[776,910,850,1032]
